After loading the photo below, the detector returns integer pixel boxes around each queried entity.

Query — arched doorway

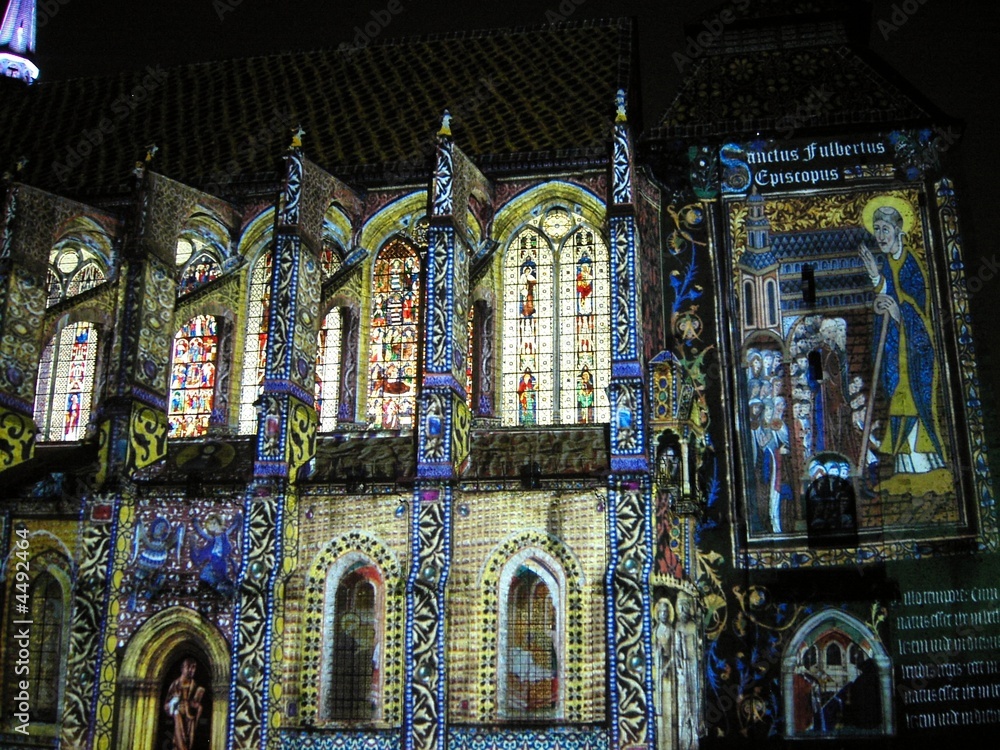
[116,608,229,750]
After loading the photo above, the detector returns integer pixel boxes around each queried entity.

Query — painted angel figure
[129,516,184,610]
[191,512,242,598]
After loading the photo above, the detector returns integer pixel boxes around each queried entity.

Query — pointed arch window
[315,308,343,432]
[33,322,99,442]
[498,555,563,721]
[367,238,420,430]
[321,241,343,281]
[168,315,219,438]
[466,307,475,409]
[502,209,609,426]
[46,245,107,307]
[5,570,65,723]
[323,559,383,722]
[239,250,272,434]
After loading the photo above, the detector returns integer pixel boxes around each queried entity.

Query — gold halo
[862,195,916,236]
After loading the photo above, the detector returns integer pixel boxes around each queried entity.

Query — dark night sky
[27,0,1000,410]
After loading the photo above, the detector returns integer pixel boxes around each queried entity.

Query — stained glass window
[466,307,475,410]
[168,315,218,438]
[321,242,343,280]
[559,226,611,424]
[46,245,107,306]
[315,308,343,432]
[178,250,222,295]
[502,209,609,426]
[502,564,560,720]
[326,564,381,720]
[33,322,99,442]
[367,238,420,430]
[239,250,272,433]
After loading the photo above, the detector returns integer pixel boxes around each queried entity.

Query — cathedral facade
[0,2,997,749]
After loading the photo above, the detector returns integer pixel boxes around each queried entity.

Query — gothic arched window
[502,208,609,426]
[33,322,99,442]
[239,250,272,434]
[498,554,563,721]
[367,238,420,430]
[46,245,107,307]
[465,306,475,409]
[323,561,383,721]
[168,315,219,438]
[315,308,343,432]
[5,570,65,723]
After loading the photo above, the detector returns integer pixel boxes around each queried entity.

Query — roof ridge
[34,16,634,87]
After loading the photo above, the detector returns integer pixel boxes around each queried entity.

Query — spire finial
[615,89,627,123]
[0,0,39,84]
[438,110,452,137]
[290,125,305,150]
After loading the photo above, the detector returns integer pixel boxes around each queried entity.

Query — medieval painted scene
[0,0,998,749]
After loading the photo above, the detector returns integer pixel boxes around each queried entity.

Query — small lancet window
[315,308,343,432]
[33,322,99,442]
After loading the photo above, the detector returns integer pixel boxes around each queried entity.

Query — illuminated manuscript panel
[726,187,967,548]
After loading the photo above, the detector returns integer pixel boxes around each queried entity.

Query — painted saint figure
[577,365,595,423]
[858,199,946,489]
[163,658,205,750]
[653,597,676,750]
[675,592,705,750]
[191,513,242,598]
[517,367,537,425]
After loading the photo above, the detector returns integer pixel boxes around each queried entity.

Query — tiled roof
[0,18,634,196]
[653,44,932,139]
[773,226,870,258]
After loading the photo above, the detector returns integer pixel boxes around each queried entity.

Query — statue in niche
[675,591,706,750]
[191,512,242,598]
[653,597,676,749]
[163,657,206,750]
[128,515,183,610]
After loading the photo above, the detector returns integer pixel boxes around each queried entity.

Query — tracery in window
[168,315,219,438]
[315,308,343,432]
[367,238,420,430]
[46,244,107,307]
[33,322,99,442]
[176,235,222,295]
[502,208,609,426]
[239,250,272,434]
